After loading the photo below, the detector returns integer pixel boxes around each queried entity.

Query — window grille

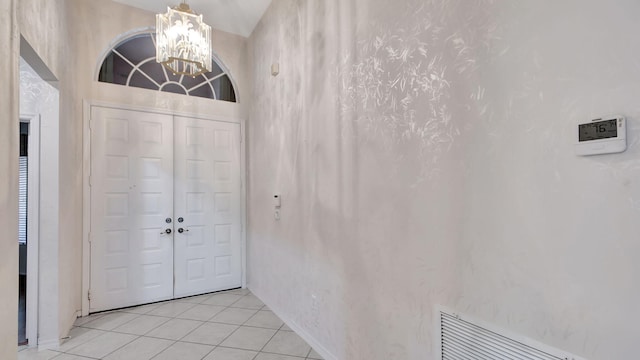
[98,32,236,102]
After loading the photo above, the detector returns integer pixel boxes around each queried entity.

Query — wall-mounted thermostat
[575,115,626,156]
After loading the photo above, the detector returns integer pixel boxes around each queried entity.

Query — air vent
[438,307,585,360]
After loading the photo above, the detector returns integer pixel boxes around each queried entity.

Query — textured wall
[70,0,248,315]
[3,0,248,354]
[247,1,640,359]
[21,0,247,348]
[19,0,80,343]
[19,57,61,347]
[0,0,19,358]
[71,0,248,119]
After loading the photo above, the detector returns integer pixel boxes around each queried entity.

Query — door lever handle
[160,228,172,235]
[178,228,189,234]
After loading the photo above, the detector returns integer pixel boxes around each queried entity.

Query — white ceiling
[113,0,273,37]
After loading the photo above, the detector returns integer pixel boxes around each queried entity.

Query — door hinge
[89,175,92,187]
[87,290,91,301]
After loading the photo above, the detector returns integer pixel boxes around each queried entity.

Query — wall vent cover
[438,307,585,360]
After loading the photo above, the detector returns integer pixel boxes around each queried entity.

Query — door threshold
[88,287,243,315]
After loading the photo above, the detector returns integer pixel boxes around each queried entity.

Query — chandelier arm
[156,4,212,77]
[160,60,171,83]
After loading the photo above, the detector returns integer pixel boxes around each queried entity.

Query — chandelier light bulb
[156,3,212,77]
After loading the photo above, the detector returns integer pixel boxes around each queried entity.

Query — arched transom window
[98,32,236,102]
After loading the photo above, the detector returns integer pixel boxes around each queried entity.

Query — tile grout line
[146,339,181,360]
[150,289,253,360]
[81,311,143,332]
[82,296,211,359]
[199,344,218,360]
[63,295,206,358]
[55,352,100,360]
[155,298,214,359]
[102,315,174,337]
[87,333,141,360]
[258,349,308,359]
[253,326,281,360]
[237,296,279,360]
[58,327,128,355]
[106,296,241,345]
[177,290,259,358]
[205,307,253,354]
[54,289,315,360]
[223,289,275,360]
[208,290,268,359]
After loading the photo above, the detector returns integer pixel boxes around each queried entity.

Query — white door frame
[20,114,40,347]
[81,101,247,316]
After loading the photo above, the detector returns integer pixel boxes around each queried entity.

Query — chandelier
[156,2,212,76]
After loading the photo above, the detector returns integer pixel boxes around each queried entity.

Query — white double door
[89,107,242,312]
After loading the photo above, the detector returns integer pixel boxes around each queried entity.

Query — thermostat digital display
[579,119,618,142]
[575,115,626,156]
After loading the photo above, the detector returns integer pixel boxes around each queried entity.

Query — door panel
[90,107,174,312]
[173,117,242,297]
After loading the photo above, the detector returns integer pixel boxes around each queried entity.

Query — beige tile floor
[18,289,324,360]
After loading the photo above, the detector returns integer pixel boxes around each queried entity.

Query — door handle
[160,228,172,235]
[178,228,189,234]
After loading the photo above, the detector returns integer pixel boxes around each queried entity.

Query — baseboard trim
[249,286,338,360]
